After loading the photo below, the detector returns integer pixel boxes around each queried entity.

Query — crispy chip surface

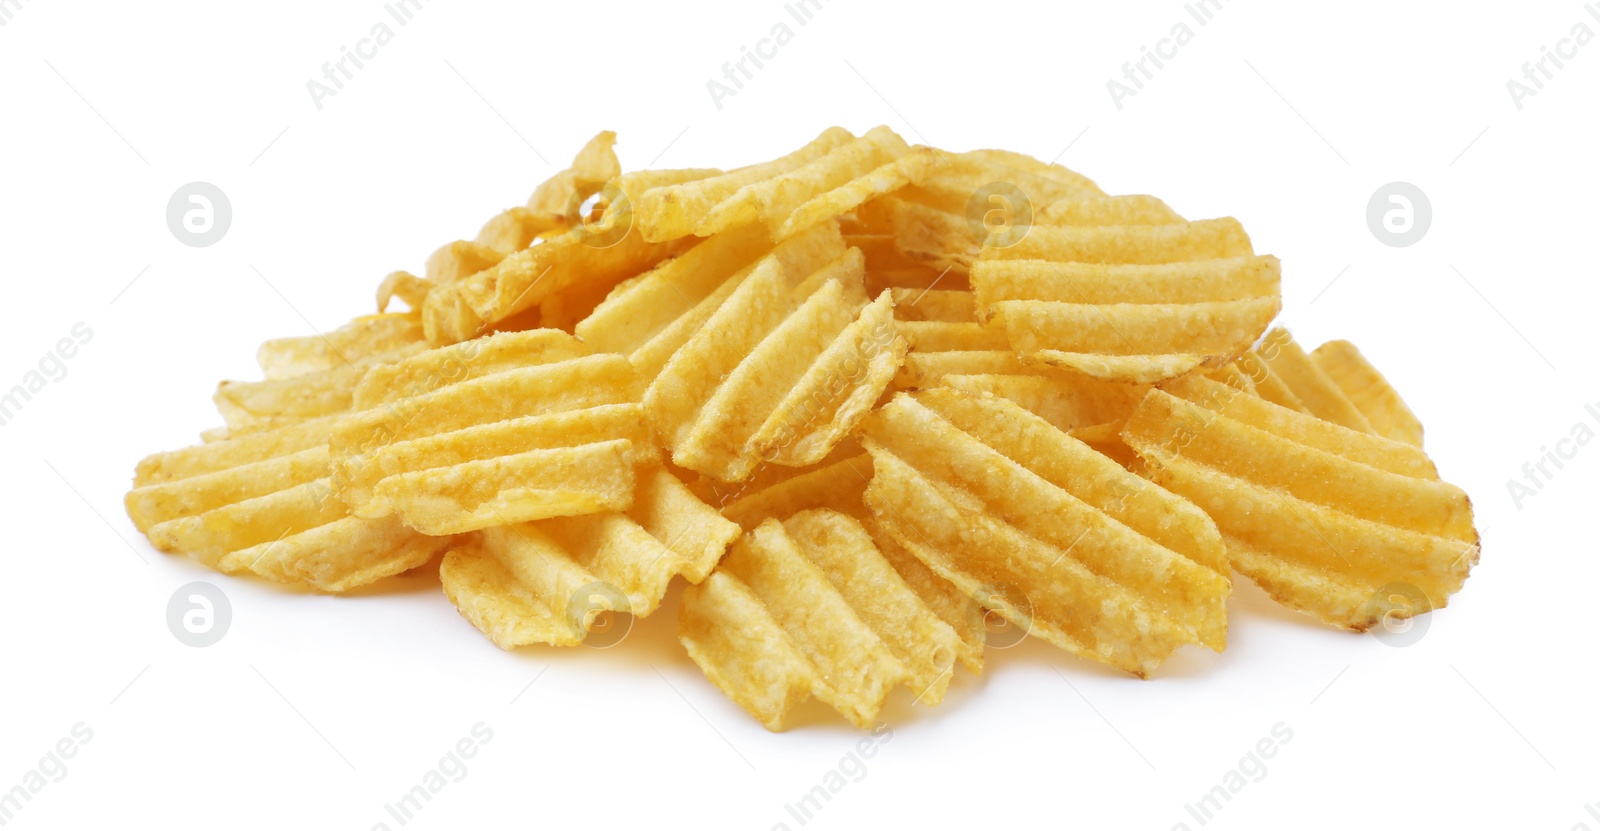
[443,466,739,648]
[215,315,429,433]
[1122,375,1476,629]
[332,329,656,535]
[861,388,1230,676]
[126,414,449,591]
[632,126,925,242]
[680,510,964,730]
[973,217,1281,382]
[576,221,906,481]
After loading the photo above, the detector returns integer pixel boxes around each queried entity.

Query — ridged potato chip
[974,217,1281,383]
[680,510,963,730]
[214,314,429,433]
[1122,375,1476,629]
[1311,339,1425,447]
[628,126,935,243]
[332,329,656,535]
[700,448,985,677]
[862,388,1230,677]
[377,131,621,317]
[443,466,739,648]
[126,413,449,591]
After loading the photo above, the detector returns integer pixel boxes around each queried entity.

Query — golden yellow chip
[1122,375,1476,629]
[525,129,622,215]
[331,329,656,535]
[422,224,693,345]
[1249,327,1376,432]
[629,126,932,242]
[936,373,1148,434]
[255,313,424,379]
[576,221,905,481]
[213,315,430,435]
[442,466,739,648]
[125,413,449,591]
[861,388,1229,676]
[679,510,963,730]
[1037,194,1183,226]
[645,251,904,479]
[1311,339,1425,447]
[377,131,623,320]
[973,219,1281,382]
[852,148,1106,272]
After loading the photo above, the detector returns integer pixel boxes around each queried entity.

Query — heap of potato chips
[127,127,1479,730]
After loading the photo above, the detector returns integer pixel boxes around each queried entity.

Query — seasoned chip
[125,414,449,591]
[644,249,905,480]
[526,130,622,215]
[1121,375,1476,629]
[1038,194,1183,226]
[936,374,1148,434]
[887,287,1039,388]
[378,132,623,317]
[861,388,1230,676]
[973,220,1281,382]
[654,125,931,242]
[422,224,693,345]
[214,315,430,434]
[854,148,1106,271]
[255,314,424,379]
[679,510,963,730]
[331,329,656,535]
[1250,328,1376,432]
[702,450,985,676]
[442,466,739,648]
[576,221,905,481]
[1311,339,1425,447]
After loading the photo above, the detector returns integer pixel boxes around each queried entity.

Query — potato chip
[1250,328,1375,433]
[526,130,622,215]
[377,132,623,319]
[885,286,1038,389]
[853,148,1107,272]
[572,221,904,481]
[861,388,1229,676]
[125,413,449,591]
[1311,339,1424,447]
[1038,195,1184,226]
[214,315,430,434]
[255,314,424,379]
[936,374,1148,434]
[681,125,934,243]
[1122,375,1476,629]
[442,466,739,648]
[331,329,656,535]
[422,224,693,345]
[973,218,1281,382]
[680,510,964,730]
[645,250,905,480]
[643,125,929,242]
[701,450,985,676]
[1221,330,1425,450]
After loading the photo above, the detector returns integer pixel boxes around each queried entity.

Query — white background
[1,0,1595,828]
